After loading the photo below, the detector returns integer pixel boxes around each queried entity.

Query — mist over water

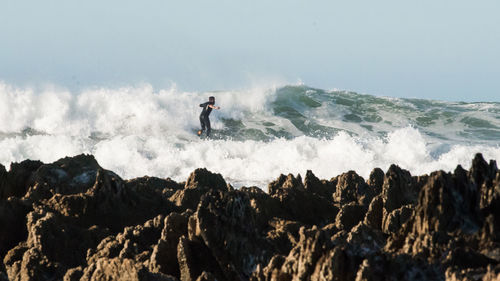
[1,82,499,189]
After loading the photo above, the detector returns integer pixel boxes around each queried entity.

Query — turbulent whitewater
[1,82,499,188]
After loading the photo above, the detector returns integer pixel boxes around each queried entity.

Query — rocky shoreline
[0,154,499,281]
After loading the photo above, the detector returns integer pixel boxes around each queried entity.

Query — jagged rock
[478,168,500,261]
[304,170,336,200]
[63,266,83,281]
[444,247,497,269]
[381,204,414,234]
[195,189,274,280]
[268,173,303,195]
[240,186,285,231]
[482,264,500,281]
[3,205,108,281]
[269,173,339,225]
[336,202,366,231]
[310,246,360,281]
[382,164,419,214]
[86,215,164,266]
[347,223,385,256]
[170,168,229,210]
[445,264,500,281]
[0,154,499,281]
[177,236,225,281]
[473,153,500,214]
[0,159,43,199]
[470,154,497,199]
[127,176,183,199]
[355,254,441,281]
[80,257,178,281]
[251,255,286,281]
[150,212,190,277]
[24,154,100,201]
[366,168,384,195]
[479,215,500,261]
[274,226,337,280]
[387,166,483,261]
[381,165,422,240]
[185,168,227,190]
[354,257,386,281]
[266,219,301,255]
[363,195,384,230]
[45,168,175,232]
[4,245,64,281]
[333,171,370,205]
[196,271,216,281]
[0,164,8,197]
[0,198,29,258]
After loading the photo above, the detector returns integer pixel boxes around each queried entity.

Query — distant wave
[1,82,499,188]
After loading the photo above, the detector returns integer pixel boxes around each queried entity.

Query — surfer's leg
[206,118,211,137]
[199,115,206,131]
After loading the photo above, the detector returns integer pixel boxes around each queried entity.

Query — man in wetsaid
[198,96,220,137]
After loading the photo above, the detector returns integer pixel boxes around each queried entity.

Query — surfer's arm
[208,105,220,110]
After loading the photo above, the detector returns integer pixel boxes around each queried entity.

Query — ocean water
[1,82,499,189]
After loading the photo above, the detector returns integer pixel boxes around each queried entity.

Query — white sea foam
[1,82,499,189]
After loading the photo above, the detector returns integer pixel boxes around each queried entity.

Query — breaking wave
[1,82,499,188]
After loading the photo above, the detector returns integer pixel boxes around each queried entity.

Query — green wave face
[213,85,500,146]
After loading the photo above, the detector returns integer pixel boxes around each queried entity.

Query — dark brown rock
[266,219,301,255]
[0,164,8,198]
[381,204,414,234]
[346,223,385,256]
[195,190,274,280]
[0,198,29,258]
[3,205,109,281]
[270,225,338,280]
[195,271,216,281]
[310,246,360,281]
[470,153,497,195]
[127,176,183,199]
[355,254,441,281]
[185,168,227,190]
[240,186,285,231]
[177,236,225,281]
[170,168,229,211]
[444,247,498,269]
[304,170,336,200]
[381,164,419,214]
[387,166,483,262]
[269,173,339,225]
[363,195,383,230]
[25,154,100,201]
[150,212,190,277]
[63,266,83,281]
[0,154,499,281]
[48,168,176,232]
[86,215,164,266]
[80,257,178,281]
[366,167,384,195]
[335,202,366,231]
[333,171,369,205]
[0,159,43,199]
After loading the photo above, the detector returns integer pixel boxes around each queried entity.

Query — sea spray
[1,82,499,188]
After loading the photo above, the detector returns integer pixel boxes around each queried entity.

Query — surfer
[198,96,220,137]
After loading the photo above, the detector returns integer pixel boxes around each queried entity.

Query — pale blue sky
[1,1,499,101]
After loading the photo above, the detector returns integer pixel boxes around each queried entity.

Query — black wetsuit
[199,102,214,136]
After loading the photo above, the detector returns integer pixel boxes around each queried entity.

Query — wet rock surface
[0,153,499,280]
